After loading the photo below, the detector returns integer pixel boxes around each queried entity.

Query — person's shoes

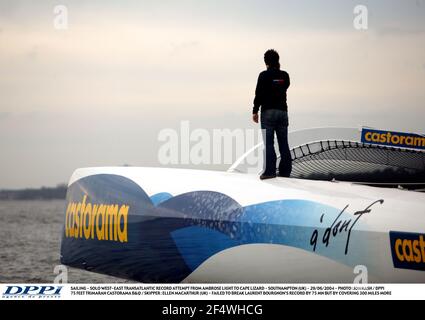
[260,174,276,180]
[277,170,290,178]
[277,173,289,178]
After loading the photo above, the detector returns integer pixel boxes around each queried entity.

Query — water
[0,200,132,283]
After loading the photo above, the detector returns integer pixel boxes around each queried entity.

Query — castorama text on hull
[60,167,425,283]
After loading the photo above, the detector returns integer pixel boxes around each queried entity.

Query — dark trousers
[260,109,292,177]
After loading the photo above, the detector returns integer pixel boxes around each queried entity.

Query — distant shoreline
[0,184,67,200]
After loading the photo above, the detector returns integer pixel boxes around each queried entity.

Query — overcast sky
[0,0,424,188]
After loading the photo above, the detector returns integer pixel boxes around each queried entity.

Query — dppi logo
[3,286,63,299]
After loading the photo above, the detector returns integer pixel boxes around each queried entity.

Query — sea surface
[0,200,132,283]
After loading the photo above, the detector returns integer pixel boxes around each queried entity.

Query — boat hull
[60,167,425,283]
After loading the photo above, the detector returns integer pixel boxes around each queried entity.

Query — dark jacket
[253,68,290,114]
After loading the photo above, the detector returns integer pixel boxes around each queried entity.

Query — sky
[0,0,424,189]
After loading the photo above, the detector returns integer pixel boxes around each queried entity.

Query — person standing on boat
[252,49,292,180]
